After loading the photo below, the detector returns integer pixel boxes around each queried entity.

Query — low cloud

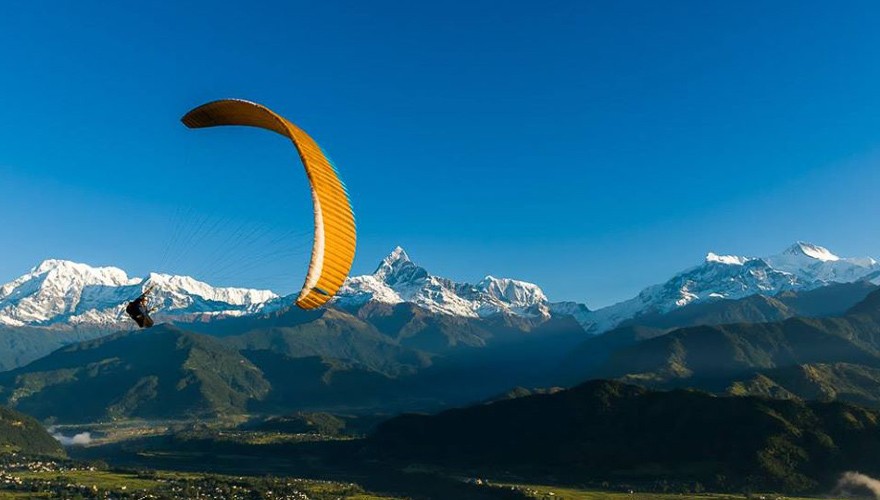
[50,430,92,446]
[834,472,880,499]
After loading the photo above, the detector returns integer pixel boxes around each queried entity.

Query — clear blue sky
[1,1,879,308]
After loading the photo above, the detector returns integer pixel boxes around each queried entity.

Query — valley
[0,244,879,497]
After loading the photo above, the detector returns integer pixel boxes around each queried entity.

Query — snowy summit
[584,241,880,333]
[336,247,552,319]
[780,241,840,262]
[0,241,875,333]
[0,259,278,328]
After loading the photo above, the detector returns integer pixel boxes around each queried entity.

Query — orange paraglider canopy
[181,99,356,310]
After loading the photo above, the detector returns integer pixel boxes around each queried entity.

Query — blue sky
[1,1,880,307]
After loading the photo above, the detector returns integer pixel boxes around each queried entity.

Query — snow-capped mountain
[0,259,278,328]
[336,247,554,319]
[765,242,879,283]
[337,242,880,333]
[585,242,880,332]
[2,242,876,333]
[0,249,556,329]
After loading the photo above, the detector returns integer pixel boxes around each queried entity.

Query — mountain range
[545,285,880,412]
[1,241,879,496]
[9,279,880,424]
[336,247,553,319]
[0,300,597,422]
[583,241,880,332]
[1,242,876,334]
[329,241,879,333]
[0,241,874,376]
[0,259,277,328]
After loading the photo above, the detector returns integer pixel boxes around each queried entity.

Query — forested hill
[370,379,880,494]
[0,406,64,457]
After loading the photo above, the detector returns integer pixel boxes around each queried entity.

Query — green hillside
[0,405,64,457]
[0,325,270,422]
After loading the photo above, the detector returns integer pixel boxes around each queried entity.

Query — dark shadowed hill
[370,379,880,494]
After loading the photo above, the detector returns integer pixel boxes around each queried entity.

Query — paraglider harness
[126,285,157,328]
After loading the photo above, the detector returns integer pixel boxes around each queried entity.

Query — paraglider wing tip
[181,98,265,128]
[180,106,213,129]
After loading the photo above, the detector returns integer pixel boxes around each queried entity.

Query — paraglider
[125,285,157,328]
[180,99,356,310]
